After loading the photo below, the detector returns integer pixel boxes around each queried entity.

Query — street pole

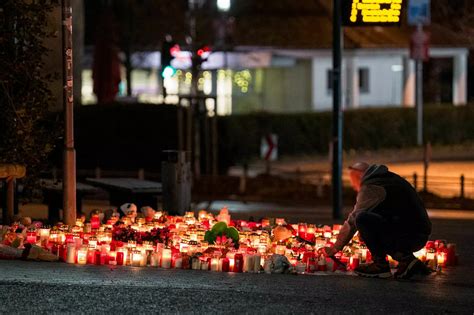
[62,0,77,225]
[190,6,201,179]
[332,0,343,220]
[415,25,423,146]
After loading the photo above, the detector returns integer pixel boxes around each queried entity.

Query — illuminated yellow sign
[343,0,404,26]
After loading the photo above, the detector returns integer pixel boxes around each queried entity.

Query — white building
[81,20,470,114]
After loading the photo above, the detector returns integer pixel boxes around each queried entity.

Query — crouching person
[323,162,432,279]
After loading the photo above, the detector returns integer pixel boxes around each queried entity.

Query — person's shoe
[354,262,392,278]
[395,258,432,279]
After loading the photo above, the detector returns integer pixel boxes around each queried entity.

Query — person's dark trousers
[355,211,428,264]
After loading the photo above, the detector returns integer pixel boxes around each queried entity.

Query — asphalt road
[0,218,473,314]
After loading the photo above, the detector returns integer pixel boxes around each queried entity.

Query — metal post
[331,0,343,220]
[6,178,14,225]
[62,0,77,225]
[188,1,201,179]
[415,24,424,146]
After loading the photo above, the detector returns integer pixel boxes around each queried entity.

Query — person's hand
[320,246,338,257]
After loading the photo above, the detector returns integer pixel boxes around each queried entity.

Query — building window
[327,69,333,93]
[359,67,370,93]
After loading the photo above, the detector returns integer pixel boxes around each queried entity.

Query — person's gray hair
[348,162,370,172]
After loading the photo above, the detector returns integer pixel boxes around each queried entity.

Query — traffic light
[195,45,211,67]
[161,40,179,79]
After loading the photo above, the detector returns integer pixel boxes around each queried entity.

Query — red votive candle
[95,250,102,265]
[234,254,243,272]
[116,251,124,266]
[91,215,101,229]
[221,257,230,272]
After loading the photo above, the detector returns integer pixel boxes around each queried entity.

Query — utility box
[161,150,192,215]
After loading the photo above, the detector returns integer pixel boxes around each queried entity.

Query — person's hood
[361,164,389,183]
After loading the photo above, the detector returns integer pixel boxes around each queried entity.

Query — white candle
[132,250,142,267]
[161,249,172,269]
[140,250,148,267]
[211,258,219,271]
[201,259,209,270]
[66,244,76,264]
[192,257,200,270]
[243,254,254,273]
[253,254,261,273]
[77,246,88,265]
[150,252,159,267]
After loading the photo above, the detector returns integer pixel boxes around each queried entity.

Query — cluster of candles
[22,208,456,273]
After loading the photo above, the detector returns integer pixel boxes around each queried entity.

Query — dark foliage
[0,1,61,195]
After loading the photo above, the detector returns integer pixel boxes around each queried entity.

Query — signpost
[408,0,430,146]
[62,0,77,225]
[335,0,405,220]
[261,134,278,174]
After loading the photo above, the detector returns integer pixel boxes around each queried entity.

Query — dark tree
[0,1,61,195]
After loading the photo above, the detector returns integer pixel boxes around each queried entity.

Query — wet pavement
[0,218,473,314]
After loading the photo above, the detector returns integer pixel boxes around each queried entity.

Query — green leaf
[211,222,228,235]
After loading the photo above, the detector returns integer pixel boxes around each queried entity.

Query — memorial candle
[108,251,117,265]
[306,225,315,242]
[221,257,230,272]
[39,228,51,241]
[77,246,88,265]
[26,230,37,244]
[253,254,261,272]
[161,248,172,268]
[116,250,125,266]
[437,252,446,268]
[298,223,307,239]
[66,244,76,264]
[210,258,219,271]
[90,214,100,229]
[131,250,142,267]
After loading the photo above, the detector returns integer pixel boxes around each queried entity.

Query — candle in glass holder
[191,257,201,270]
[161,248,172,268]
[200,258,210,270]
[210,258,219,271]
[306,225,315,242]
[131,250,142,267]
[150,252,159,267]
[88,237,98,249]
[350,255,360,270]
[234,253,244,272]
[437,252,446,268]
[87,246,96,264]
[66,232,74,243]
[220,257,230,272]
[90,214,101,229]
[108,251,117,265]
[298,223,307,239]
[26,230,37,244]
[66,244,76,264]
[253,254,261,272]
[116,250,125,266]
[77,246,88,265]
